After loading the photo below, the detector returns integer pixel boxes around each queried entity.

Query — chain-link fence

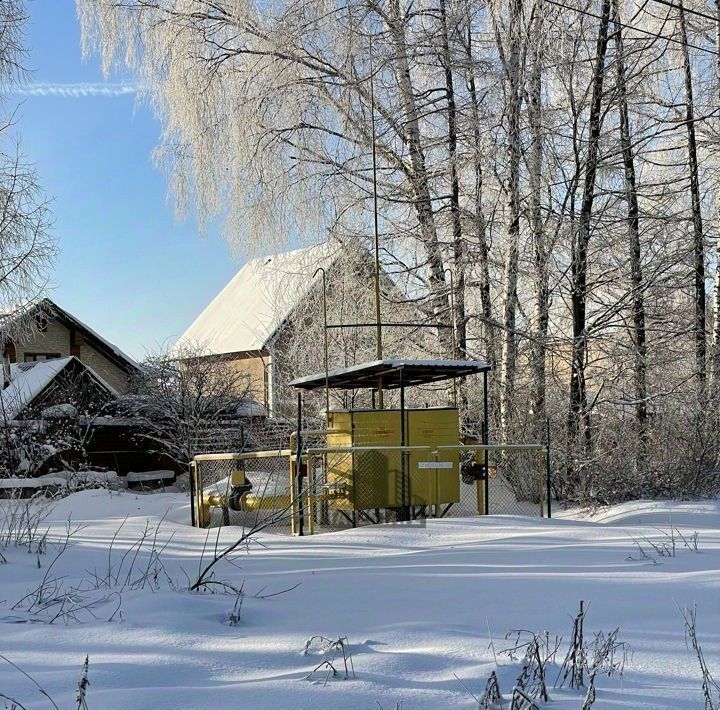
[484,447,547,516]
[191,453,294,533]
[192,443,547,533]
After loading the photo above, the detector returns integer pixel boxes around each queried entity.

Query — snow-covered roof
[0,299,141,373]
[290,359,492,391]
[0,358,71,420]
[178,241,341,355]
[56,304,140,371]
[0,356,118,420]
[235,397,268,418]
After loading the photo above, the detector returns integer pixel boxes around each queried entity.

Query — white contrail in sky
[9,82,136,98]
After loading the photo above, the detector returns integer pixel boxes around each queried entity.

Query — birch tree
[677,0,707,395]
[612,0,648,465]
[527,0,548,435]
[494,0,526,442]
[0,1,55,321]
[713,0,720,394]
[568,0,612,459]
[78,0,455,351]
[76,0,720,503]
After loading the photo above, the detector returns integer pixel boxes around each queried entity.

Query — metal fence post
[399,369,409,521]
[296,392,304,536]
[545,419,552,519]
[484,451,490,516]
[189,461,196,527]
[483,371,490,516]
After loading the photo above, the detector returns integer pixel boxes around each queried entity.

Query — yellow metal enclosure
[188,361,553,533]
[326,408,461,510]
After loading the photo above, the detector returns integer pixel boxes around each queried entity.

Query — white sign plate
[417,461,454,470]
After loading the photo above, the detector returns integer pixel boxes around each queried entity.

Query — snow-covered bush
[0,361,117,478]
[118,342,257,467]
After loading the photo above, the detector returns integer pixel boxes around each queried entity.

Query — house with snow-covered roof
[177,241,343,414]
[0,354,180,477]
[0,298,141,394]
[0,356,117,422]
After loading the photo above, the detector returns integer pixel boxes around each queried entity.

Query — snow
[0,476,65,489]
[1,493,718,709]
[0,357,74,419]
[126,469,176,483]
[41,402,78,418]
[37,469,123,490]
[290,358,492,389]
[382,358,491,368]
[235,397,268,417]
[177,241,340,355]
[0,471,123,492]
[0,356,118,420]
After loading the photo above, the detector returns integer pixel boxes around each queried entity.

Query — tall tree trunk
[568,0,612,459]
[439,0,465,359]
[499,0,524,442]
[386,0,452,354]
[678,0,707,394]
[527,4,548,434]
[463,22,496,370]
[613,0,648,467]
[713,0,720,395]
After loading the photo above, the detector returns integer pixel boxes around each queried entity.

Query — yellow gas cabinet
[326,408,460,511]
[406,408,460,506]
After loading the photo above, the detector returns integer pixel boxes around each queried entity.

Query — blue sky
[13,2,242,359]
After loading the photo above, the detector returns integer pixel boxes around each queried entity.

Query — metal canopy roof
[289,359,491,391]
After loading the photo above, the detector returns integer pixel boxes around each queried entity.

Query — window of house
[24,353,62,362]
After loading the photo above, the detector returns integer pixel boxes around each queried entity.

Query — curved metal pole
[313,267,330,418]
[444,268,458,407]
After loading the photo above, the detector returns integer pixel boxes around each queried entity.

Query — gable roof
[178,241,341,355]
[0,356,118,420]
[0,299,141,375]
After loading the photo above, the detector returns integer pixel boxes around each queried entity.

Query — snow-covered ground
[1,490,718,709]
